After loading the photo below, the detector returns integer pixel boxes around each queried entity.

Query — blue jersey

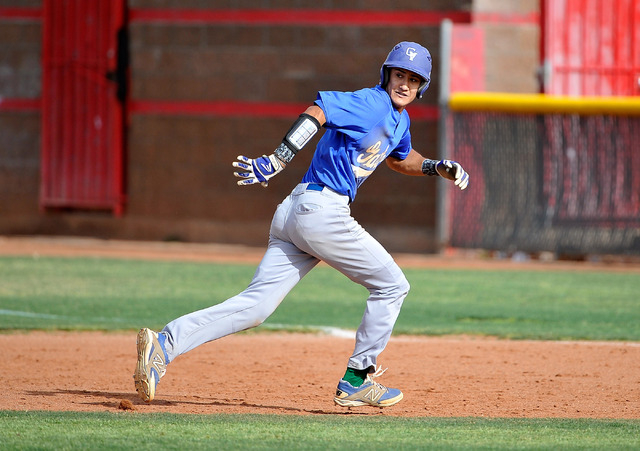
[301,85,412,202]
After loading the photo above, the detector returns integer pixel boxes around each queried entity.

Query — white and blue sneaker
[133,328,169,402]
[334,366,403,407]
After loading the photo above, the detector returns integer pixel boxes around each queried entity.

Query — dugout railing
[439,93,640,257]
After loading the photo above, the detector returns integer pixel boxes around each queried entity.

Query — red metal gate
[542,0,640,96]
[41,0,126,214]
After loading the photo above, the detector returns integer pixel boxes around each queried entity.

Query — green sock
[343,367,369,387]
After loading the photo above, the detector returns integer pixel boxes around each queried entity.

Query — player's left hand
[436,160,469,190]
[233,154,285,187]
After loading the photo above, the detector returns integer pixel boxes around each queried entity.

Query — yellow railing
[449,93,640,115]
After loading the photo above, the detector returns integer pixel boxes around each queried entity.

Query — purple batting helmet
[380,42,432,98]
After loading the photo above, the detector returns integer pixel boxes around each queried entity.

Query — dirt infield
[1,236,639,418]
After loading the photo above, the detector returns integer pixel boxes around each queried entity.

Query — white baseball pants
[162,183,410,370]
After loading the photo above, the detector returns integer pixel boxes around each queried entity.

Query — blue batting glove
[233,154,285,187]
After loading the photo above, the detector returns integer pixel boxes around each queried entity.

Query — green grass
[1,255,639,450]
[0,256,250,330]
[0,256,638,340]
[1,411,639,450]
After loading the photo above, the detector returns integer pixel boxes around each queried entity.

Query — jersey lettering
[356,141,389,169]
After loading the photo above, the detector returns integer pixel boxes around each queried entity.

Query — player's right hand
[233,154,285,187]
[436,160,469,190]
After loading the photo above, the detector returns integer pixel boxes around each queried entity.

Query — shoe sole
[334,392,403,408]
[133,328,155,402]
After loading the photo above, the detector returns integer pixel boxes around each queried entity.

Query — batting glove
[233,154,285,187]
[436,160,469,190]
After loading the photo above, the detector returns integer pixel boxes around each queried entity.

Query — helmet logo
[406,48,418,61]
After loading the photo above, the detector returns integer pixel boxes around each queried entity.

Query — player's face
[386,68,422,111]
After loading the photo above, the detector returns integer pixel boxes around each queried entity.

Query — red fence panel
[543,0,640,96]
[450,25,485,93]
[41,0,126,214]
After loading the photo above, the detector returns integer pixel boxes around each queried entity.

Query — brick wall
[125,3,451,249]
[0,3,41,231]
[0,0,542,252]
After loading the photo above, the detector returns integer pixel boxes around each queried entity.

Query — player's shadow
[25,389,375,415]
[26,389,156,408]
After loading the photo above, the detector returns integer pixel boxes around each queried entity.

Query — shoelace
[364,365,390,392]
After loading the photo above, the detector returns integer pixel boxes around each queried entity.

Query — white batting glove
[233,154,285,187]
[436,160,469,190]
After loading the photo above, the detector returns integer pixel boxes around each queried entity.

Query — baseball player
[134,41,469,408]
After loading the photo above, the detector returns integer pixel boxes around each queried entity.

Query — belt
[306,183,324,192]
[304,182,351,204]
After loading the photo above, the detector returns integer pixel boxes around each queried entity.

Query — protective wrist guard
[274,113,321,164]
[421,159,438,176]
